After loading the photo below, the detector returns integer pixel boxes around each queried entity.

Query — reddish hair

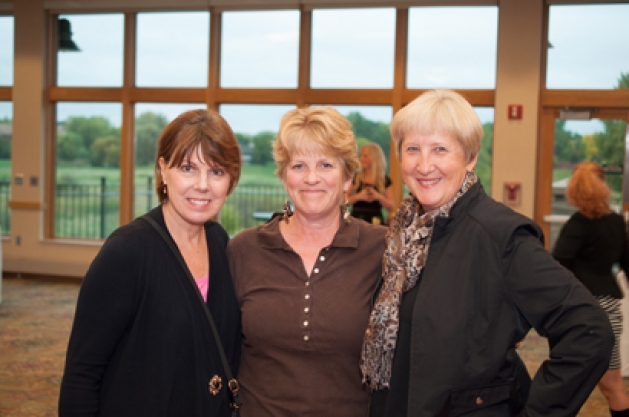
[565,162,611,219]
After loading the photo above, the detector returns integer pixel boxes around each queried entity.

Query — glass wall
[0,16,13,235]
[475,107,495,191]
[219,104,294,235]
[57,14,124,87]
[0,101,11,235]
[407,7,498,89]
[221,10,299,88]
[137,12,209,87]
[44,6,499,239]
[311,8,395,88]
[0,16,14,86]
[547,4,629,89]
[55,102,122,239]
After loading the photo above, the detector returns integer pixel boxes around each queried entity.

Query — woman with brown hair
[59,109,242,417]
[553,162,629,417]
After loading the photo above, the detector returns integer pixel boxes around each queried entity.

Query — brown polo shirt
[227,216,386,417]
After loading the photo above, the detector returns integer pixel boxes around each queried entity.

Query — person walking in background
[347,142,394,224]
[59,109,242,417]
[553,162,629,417]
[361,90,614,416]
[227,106,386,417]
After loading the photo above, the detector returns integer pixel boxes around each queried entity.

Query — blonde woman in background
[347,143,394,224]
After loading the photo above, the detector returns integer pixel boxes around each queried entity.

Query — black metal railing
[55,177,120,239]
[0,177,287,239]
[221,184,287,236]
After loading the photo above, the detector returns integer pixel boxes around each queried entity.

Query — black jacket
[373,183,613,417]
[553,211,629,298]
[59,206,241,417]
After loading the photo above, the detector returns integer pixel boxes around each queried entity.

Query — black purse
[140,215,242,416]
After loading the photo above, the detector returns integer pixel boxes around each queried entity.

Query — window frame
[45,6,497,240]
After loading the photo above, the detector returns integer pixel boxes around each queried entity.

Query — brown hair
[565,162,611,219]
[273,106,359,182]
[155,109,242,203]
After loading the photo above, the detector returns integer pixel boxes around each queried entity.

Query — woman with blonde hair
[227,106,386,417]
[554,162,629,417]
[362,90,613,416]
[348,142,394,224]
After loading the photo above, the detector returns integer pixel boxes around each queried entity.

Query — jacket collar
[444,181,484,219]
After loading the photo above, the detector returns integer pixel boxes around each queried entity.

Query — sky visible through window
[1,5,627,135]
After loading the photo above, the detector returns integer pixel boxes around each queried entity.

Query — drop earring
[162,184,168,196]
[343,198,351,223]
[282,200,293,223]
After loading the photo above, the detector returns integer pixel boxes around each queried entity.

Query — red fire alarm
[504,182,521,206]
[508,105,523,120]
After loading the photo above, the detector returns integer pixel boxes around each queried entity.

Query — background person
[553,162,629,417]
[361,90,614,417]
[59,109,242,417]
[227,106,386,417]
[347,142,394,224]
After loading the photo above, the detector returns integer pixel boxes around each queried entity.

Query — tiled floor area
[0,274,627,416]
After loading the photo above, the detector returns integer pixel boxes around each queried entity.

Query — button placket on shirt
[302,250,327,343]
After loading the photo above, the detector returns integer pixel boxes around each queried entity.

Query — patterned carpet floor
[0,274,626,416]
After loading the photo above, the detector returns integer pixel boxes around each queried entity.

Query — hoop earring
[282,200,293,223]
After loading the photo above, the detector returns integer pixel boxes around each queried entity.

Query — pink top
[195,276,209,302]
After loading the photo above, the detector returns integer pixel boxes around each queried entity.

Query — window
[547,4,629,89]
[219,104,294,235]
[221,10,299,88]
[311,8,395,88]
[0,16,14,86]
[0,16,12,235]
[136,12,210,87]
[474,107,494,191]
[407,7,498,89]
[0,101,11,234]
[57,14,124,87]
[55,102,122,239]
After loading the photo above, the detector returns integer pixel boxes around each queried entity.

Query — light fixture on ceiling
[58,18,80,52]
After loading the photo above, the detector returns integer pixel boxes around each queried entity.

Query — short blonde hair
[390,89,483,163]
[273,107,359,181]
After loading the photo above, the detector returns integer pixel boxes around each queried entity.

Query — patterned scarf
[360,171,478,390]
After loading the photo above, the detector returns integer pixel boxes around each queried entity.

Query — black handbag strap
[140,215,242,414]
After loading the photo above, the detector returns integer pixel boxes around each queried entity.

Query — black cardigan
[59,206,241,417]
[553,211,629,298]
